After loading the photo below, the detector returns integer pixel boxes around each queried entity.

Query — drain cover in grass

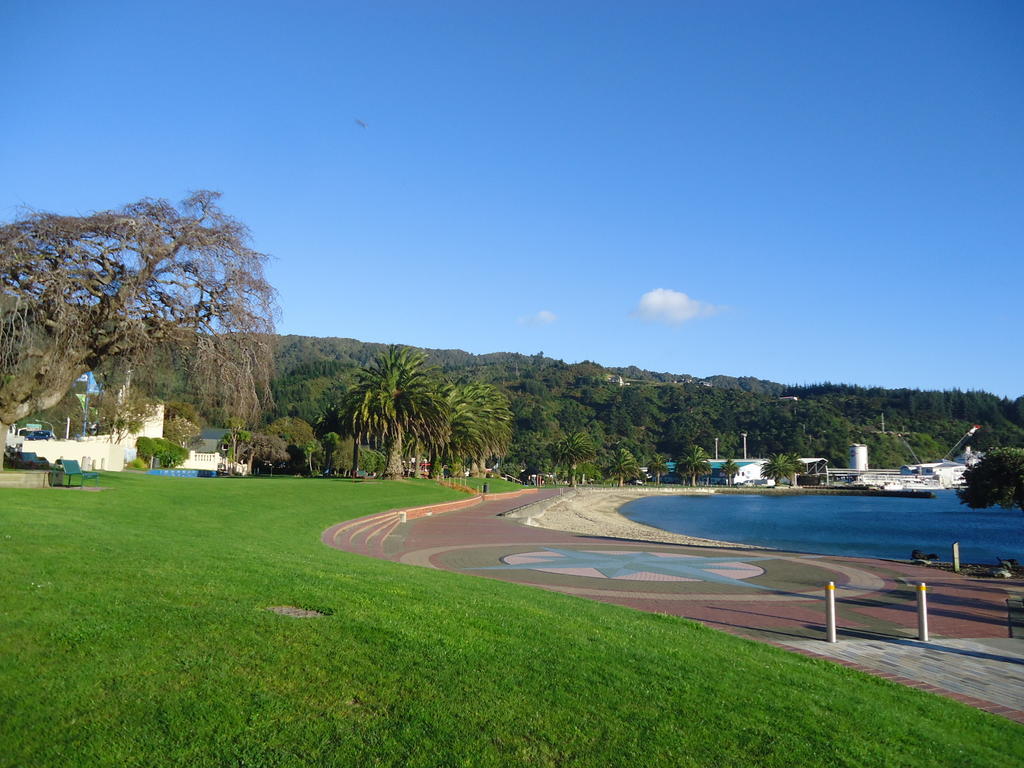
[266,605,327,618]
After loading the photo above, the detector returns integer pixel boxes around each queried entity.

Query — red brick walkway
[323,489,1024,722]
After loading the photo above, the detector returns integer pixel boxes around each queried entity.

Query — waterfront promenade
[323,489,1024,722]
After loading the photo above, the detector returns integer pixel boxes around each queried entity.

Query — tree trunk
[384,434,404,480]
[0,357,89,459]
[0,419,7,471]
[351,434,360,478]
[570,463,577,487]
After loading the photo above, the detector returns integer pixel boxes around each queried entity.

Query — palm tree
[333,397,371,478]
[761,452,803,487]
[442,381,513,478]
[677,445,712,486]
[409,436,431,479]
[648,454,668,486]
[319,404,363,478]
[783,452,803,487]
[607,446,641,487]
[721,458,740,487]
[321,431,342,475]
[783,453,804,487]
[338,346,449,480]
[551,431,596,486]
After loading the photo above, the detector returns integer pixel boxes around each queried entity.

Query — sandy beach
[508,488,758,549]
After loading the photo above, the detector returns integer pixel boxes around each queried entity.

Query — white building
[6,407,237,474]
[177,427,233,473]
[6,405,165,472]
[707,459,775,486]
[899,460,968,488]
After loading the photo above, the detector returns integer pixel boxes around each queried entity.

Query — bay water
[620,491,1024,563]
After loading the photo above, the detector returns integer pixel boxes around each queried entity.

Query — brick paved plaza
[323,489,1024,722]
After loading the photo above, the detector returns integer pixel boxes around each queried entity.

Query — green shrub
[126,458,148,470]
[135,436,188,469]
[359,448,385,476]
[135,437,156,460]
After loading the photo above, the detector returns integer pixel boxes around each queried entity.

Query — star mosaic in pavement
[471,549,778,589]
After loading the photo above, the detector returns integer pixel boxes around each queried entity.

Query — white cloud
[632,288,722,326]
[518,309,557,326]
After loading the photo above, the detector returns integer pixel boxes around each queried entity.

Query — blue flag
[79,372,102,394]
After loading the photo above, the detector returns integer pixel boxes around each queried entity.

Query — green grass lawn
[1,473,1020,767]
[458,476,526,493]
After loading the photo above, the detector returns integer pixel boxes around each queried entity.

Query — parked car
[24,430,54,441]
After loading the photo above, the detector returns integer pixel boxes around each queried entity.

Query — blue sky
[3,1,1022,397]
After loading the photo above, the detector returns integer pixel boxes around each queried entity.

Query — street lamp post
[741,432,748,460]
[714,437,719,460]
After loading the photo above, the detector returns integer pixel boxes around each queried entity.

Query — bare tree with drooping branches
[0,191,277,469]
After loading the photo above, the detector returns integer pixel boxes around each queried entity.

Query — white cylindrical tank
[849,444,868,471]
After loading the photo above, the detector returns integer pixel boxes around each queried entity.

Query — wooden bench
[56,459,100,487]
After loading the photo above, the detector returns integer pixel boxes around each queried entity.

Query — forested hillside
[267,335,1024,474]
[27,334,1022,476]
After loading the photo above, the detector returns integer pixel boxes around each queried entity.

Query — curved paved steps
[323,488,543,559]
[322,511,404,557]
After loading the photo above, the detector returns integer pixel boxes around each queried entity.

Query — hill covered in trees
[266,335,1024,475]
[25,334,1022,477]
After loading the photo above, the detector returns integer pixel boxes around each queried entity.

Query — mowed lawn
[1,474,1020,767]
[458,476,525,493]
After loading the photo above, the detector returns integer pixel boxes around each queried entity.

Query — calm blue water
[620,491,1024,563]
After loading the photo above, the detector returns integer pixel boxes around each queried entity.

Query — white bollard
[825,581,837,643]
[917,582,929,642]
[399,511,407,524]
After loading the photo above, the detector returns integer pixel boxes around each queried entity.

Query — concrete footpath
[323,489,1024,722]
